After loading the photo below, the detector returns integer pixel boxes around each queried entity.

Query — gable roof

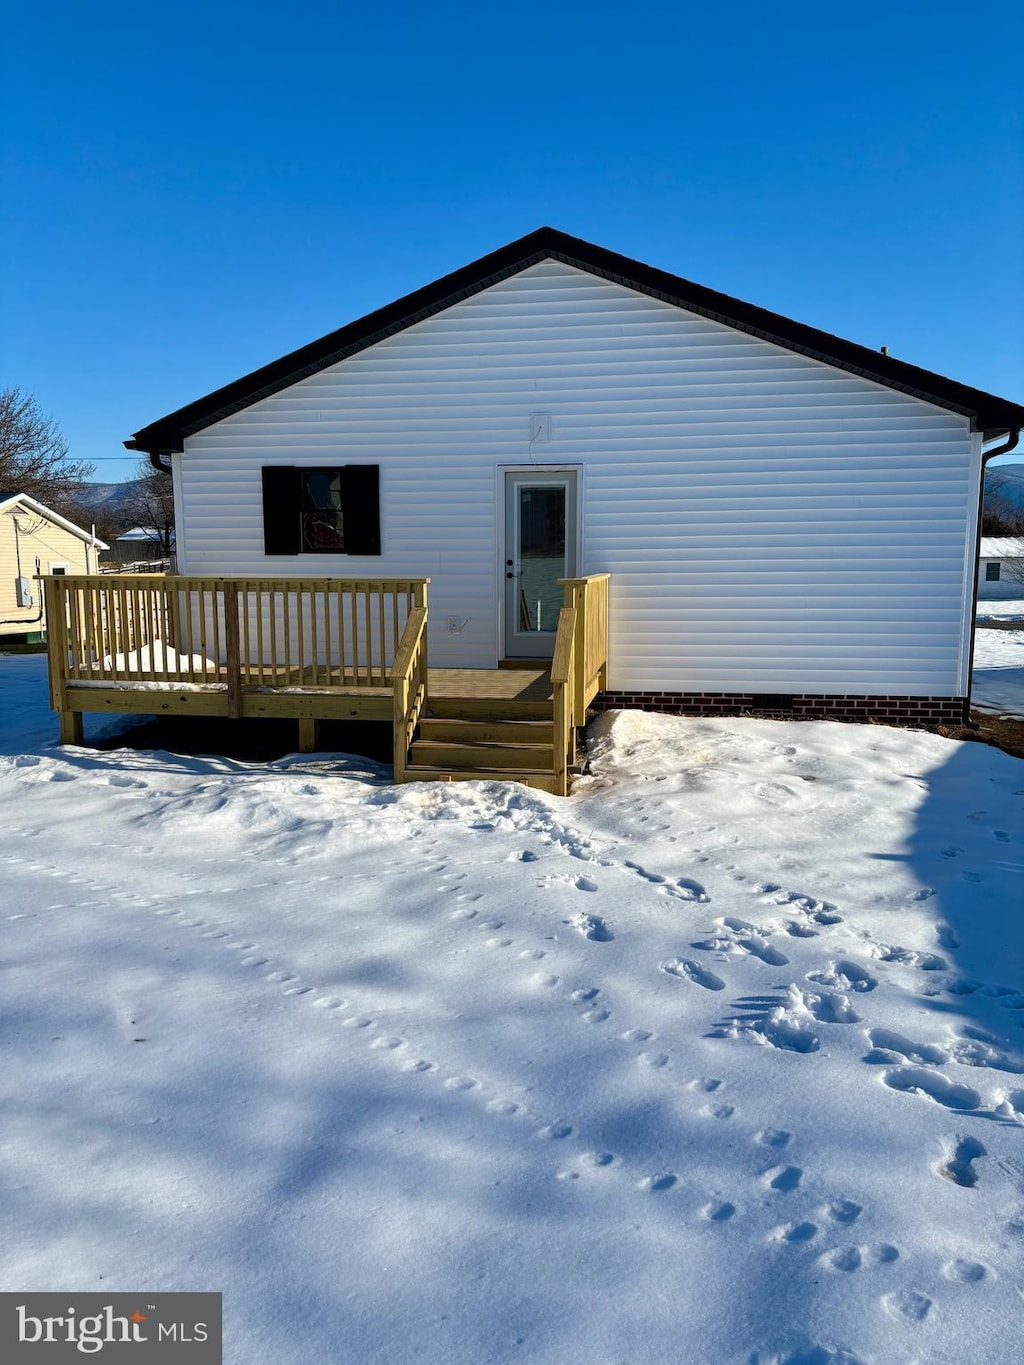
[125,226,1024,455]
[0,491,109,548]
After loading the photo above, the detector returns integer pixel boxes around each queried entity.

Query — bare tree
[119,458,176,555]
[0,388,92,507]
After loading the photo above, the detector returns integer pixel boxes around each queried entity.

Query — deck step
[409,740,554,771]
[403,765,559,793]
[426,696,552,721]
[417,717,553,744]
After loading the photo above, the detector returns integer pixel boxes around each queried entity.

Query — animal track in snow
[943,1258,987,1282]
[536,1121,573,1140]
[774,1221,818,1244]
[937,1135,985,1187]
[882,1290,932,1323]
[883,1067,981,1111]
[765,1165,803,1193]
[621,1027,652,1043]
[824,1199,862,1225]
[660,958,725,991]
[639,1172,677,1193]
[936,924,960,950]
[755,1128,791,1149]
[822,1246,862,1272]
[701,1199,736,1221]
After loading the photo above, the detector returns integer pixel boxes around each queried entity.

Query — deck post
[58,709,84,745]
[223,583,242,719]
[298,718,320,753]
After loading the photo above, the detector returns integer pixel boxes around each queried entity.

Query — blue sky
[2,1,1022,483]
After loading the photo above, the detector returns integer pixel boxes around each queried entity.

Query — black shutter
[261,466,300,554]
[341,465,381,555]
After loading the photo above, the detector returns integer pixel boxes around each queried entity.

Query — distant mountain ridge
[71,480,142,514]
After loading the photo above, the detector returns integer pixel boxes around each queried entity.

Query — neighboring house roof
[979,538,1024,558]
[0,492,109,549]
[115,525,174,543]
[125,227,1024,456]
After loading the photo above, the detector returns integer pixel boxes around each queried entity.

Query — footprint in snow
[701,1103,734,1119]
[572,986,600,1002]
[445,1076,477,1091]
[660,958,725,991]
[883,1067,981,1111]
[937,1135,985,1187]
[621,1027,652,1043]
[865,1028,946,1065]
[575,876,599,893]
[568,911,613,941]
[700,1199,735,1221]
[807,961,877,993]
[689,1077,722,1093]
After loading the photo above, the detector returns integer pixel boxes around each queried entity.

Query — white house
[125,227,1024,728]
[0,491,106,641]
[978,537,1024,599]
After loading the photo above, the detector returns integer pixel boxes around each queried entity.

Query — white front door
[502,470,578,659]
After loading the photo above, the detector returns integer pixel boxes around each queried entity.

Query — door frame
[496,465,582,661]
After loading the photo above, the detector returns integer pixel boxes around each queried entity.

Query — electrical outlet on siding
[447,616,461,633]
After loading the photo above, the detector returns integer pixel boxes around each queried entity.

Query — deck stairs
[403,694,562,793]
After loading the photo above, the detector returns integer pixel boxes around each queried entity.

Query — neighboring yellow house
[0,491,107,641]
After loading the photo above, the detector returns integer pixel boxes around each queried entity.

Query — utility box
[15,577,34,608]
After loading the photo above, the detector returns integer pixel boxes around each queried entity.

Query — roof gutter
[962,428,1021,727]
[149,451,173,475]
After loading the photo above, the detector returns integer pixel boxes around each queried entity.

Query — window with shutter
[262,465,380,556]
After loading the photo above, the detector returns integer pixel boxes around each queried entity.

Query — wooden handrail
[558,573,610,722]
[390,606,429,782]
[551,606,577,797]
[387,607,428,683]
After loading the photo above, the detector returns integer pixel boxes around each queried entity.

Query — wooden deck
[43,574,610,795]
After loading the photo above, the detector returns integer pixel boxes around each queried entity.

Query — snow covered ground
[1,655,1023,1365]
[972,628,1024,720]
[976,599,1024,622]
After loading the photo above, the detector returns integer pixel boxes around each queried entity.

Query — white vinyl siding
[177,261,976,695]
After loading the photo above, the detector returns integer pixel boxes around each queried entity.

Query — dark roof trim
[126,227,1024,454]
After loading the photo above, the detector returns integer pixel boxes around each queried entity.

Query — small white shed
[125,227,1024,728]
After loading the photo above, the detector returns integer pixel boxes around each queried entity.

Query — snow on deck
[0,656,1022,1364]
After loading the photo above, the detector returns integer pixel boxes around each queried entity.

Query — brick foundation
[590,691,967,728]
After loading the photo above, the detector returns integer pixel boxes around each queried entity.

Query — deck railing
[558,574,610,720]
[389,607,429,784]
[43,574,430,710]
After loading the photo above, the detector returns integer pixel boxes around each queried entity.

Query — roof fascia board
[125,228,1024,452]
[1,492,108,547]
